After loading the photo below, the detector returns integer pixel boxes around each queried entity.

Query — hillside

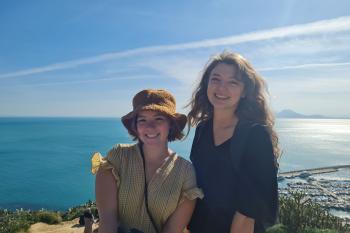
[276,109,327,119]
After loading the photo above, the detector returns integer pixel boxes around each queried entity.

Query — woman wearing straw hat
[90,89,203,233]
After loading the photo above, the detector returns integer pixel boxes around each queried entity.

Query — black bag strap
[229,121,258,173]
[138,143,160,233]
[231,121,278,224]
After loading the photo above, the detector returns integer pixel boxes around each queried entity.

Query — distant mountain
[276,109,328,119]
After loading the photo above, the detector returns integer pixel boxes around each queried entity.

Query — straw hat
[121,89,187,141]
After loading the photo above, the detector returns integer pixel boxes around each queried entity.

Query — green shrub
[35,211,62,224]
[2,198,346,233]
[0,201,97,232]
[279,191,350,233]
[0,219,31,233]
[303,228,339,233]
[61,206,85,221]
[0,209,34,233]
[61,200,98,221]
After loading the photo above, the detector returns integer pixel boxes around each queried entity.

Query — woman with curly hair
[187,51,280,233]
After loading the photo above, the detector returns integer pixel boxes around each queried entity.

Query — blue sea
[0,117,349,211]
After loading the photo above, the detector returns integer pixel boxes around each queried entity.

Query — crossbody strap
[138,143,160,233]
[229,121,258,173]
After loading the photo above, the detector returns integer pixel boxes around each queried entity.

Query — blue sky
[1,0,350,117]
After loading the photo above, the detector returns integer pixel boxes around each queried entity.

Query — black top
[189,119,278,233]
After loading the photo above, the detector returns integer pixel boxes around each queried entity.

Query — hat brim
[121,105,187,137]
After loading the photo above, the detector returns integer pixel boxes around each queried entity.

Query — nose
[144,120,156,128]
[216,80,228,90]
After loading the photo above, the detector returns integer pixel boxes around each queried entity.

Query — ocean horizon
[0,117,349,211]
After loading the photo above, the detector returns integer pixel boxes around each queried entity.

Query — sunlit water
[0,117,349,210]
[277,119,350,173]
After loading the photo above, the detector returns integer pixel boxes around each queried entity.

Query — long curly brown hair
[187,51,281,160]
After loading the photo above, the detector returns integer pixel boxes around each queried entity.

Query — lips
[145,133,160,138]
[214,93,229,100]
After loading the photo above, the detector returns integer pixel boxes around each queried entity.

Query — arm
[162,198,196,233]
[230,212,255,233]
[232,125,278,232]
[95,168,119,233]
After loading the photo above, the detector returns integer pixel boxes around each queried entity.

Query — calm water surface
[0,117,349,210]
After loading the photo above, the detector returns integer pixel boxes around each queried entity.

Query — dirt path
[29,218,98,233]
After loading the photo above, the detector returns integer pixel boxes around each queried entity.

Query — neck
[213,108,238,128]
[141,143,170,161]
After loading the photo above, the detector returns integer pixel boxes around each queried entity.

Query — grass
[0,200,96,233]
[1,195,349,233]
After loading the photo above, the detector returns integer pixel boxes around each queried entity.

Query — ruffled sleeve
[179,162,204,205]
[90,145,123,188]
[236,125,278,225]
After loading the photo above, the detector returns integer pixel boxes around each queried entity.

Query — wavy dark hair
[187,51,281,160]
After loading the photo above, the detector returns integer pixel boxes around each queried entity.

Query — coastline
[279,165,350,178]
[1,166,349,216]
[278,166,350,219]
[1,166,350,233]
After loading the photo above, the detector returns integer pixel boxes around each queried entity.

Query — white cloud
[269,77,350,95]
[139,57,205,86]
[1,16,350,79]
[259,61,350,72]
[260,34,350,55]
[10,75,161,87]
[246,31,350,67]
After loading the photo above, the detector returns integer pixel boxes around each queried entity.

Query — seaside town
[278,165,350,219]
[1,165,350,233]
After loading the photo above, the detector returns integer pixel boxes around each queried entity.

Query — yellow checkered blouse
[91,143,203,233]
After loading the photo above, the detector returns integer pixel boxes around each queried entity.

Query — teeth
[215,94,228,99]
[146,134,159,138]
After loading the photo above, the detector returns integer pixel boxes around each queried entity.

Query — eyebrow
[211,72,238,80]
[211,73,221,77]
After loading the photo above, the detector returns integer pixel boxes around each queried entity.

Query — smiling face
[207,62,245,113]
[136,110,170,146]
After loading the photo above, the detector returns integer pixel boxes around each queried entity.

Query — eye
[209,77,220,84]
[229,80,238,86]
[136,118,146,123]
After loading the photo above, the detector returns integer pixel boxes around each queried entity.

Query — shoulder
[192,120,211,142]
[112,143,138,150]
[176,156,194,168]
[108,143,138,155]
[173,155,196,175]
[198,119,210,129]
[194,119,211,133]
[247,124,271,144]
[242,123,274,164]
[236,121,270,142]
[174,156,197,184]
[107,143,139,164]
